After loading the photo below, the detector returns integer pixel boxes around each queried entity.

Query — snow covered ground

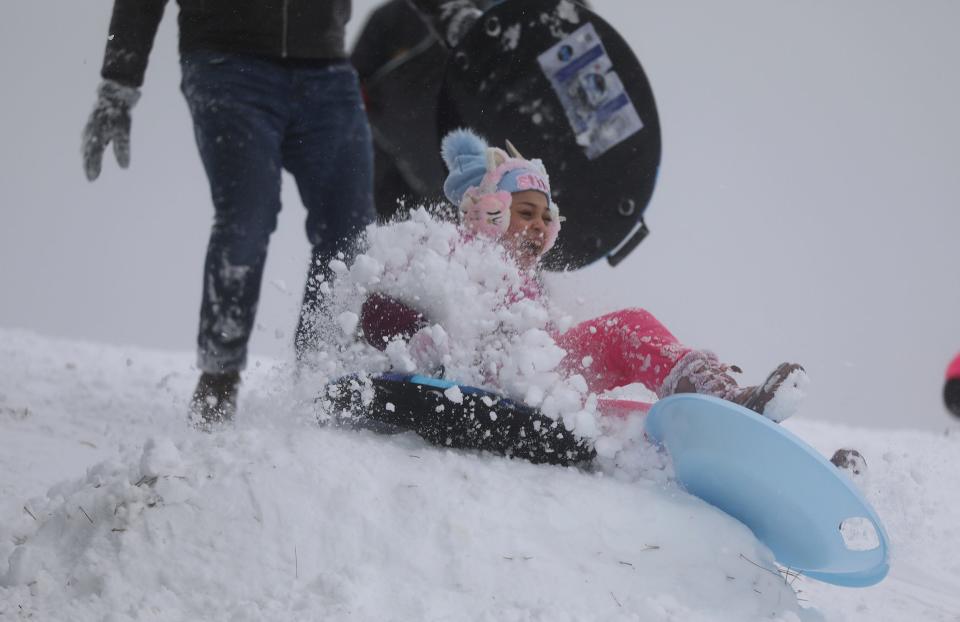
[2,328,958,621]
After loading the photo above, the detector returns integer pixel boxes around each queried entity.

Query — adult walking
[81,0,376,426]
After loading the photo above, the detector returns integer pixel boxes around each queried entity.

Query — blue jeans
[181,51,374,373]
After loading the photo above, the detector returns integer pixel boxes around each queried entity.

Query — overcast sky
[2,0,958,431]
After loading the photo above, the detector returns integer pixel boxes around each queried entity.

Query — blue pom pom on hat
[441,128,554,204]
[441,128,490,206]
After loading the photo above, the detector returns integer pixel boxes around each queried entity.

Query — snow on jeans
[556,309,691,396]
[180,51,375,373]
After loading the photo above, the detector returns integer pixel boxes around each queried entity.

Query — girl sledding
[315,128,808,463]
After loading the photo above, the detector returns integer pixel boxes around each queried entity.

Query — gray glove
[82,79,141,181]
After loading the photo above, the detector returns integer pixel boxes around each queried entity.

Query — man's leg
[180,51,290,421]
[282,62,376,360]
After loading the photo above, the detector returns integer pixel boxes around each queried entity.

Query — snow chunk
[349,253,383,286]
[384,339,416,373]
[337,311,359,337]
[556,0,580,23]
[501,23,521,50]
[840,517,881,551]
[139,437,185,479]
[443,386,464,404]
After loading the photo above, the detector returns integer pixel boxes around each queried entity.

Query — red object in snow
[947,353,960,381]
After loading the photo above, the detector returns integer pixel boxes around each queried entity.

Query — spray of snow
[302,208,604,440]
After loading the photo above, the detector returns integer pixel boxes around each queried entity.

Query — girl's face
[502,190,553,269]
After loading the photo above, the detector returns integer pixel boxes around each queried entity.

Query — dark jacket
[101,0,352,87]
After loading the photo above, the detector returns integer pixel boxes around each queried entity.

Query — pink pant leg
[556,309,691,394]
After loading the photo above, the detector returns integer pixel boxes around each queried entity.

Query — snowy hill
[2,0,959,618]
[1,329,958,621]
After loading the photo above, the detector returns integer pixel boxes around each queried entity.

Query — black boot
[190,371,241,429]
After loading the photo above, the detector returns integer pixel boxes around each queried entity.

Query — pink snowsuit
[514,272,692,401]
[556,309,690,398]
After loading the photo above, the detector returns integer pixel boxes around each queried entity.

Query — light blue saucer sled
[645,394,890,587]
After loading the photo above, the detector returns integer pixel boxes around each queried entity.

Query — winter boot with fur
[658,350,808,422]
[189,371,241,430]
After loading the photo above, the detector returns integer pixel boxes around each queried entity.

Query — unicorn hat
[441,128,561,254]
